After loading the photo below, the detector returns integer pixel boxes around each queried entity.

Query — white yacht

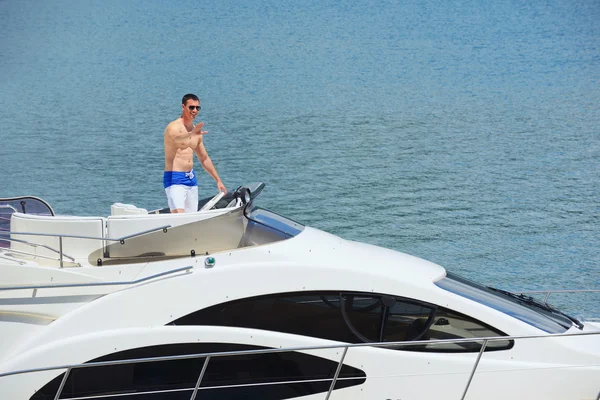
[0,182,598,400]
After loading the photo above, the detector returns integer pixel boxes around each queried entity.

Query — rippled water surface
[1,0,599,315]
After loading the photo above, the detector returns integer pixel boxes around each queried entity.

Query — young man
[163,94,226,213]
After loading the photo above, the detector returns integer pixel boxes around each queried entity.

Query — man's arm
[167,122,205,150]
[194,140,227,193]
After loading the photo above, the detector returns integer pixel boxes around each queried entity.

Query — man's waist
[163,170,197,188]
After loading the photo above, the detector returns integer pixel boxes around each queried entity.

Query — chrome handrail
[0,254,26,265]
[0,225,171,268]
[53,369,69,400]
[0,265,192,291]
[515,289,600,305]
[1,225,171,243]
[0,330,598,400]
[325,346,347,400]
[0,247,76,264]
[0,237,76,262]
[461,339,488,399]
[189,356,210,400]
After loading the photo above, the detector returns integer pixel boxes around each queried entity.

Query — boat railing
[0,330,598,400]
[0,265,191,292]
[515,289,600,306]
[0,237,77,263]
[0,205,17,246]
[0,225,171,268]
[0,253,27,265]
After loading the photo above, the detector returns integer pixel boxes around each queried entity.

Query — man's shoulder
[165,118,183,133]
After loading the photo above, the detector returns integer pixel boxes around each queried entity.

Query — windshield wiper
[487,287,583,329]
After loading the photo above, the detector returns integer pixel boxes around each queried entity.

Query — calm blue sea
[1,0,599,316]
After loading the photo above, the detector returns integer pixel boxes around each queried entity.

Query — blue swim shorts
[163,170,198,188]
[163,170,199,212]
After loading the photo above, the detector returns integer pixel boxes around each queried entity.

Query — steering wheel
[199,191,225,211]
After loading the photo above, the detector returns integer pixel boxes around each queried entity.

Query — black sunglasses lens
[189,106,200,111]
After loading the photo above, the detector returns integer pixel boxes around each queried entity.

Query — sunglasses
[188,105,201,111]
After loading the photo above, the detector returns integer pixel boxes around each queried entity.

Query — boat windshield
[0,196,55,248]
[245,205,304,238]
[435,272,576,333]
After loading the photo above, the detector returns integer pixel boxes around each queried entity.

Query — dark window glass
[420,308,512,352]
[435,272,574,333]
[341,294,384,342]
[174,294,358,343]
[31,343,364,400]
[172,292,512,353]
[383,299,437,342]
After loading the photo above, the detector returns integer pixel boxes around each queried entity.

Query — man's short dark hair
[182,93,199,105]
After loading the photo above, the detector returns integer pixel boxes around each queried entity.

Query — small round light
[244,189,251,204]
[204,257,215,268]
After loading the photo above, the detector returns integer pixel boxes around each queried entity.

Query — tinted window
[383,299,436,342]
[342,294,384,342]
[174,294,357,343]
[31,343,364,400]
[435,272,574,333]
[172,292,512,352]
[245,206,304,237]
[393,307,512,352]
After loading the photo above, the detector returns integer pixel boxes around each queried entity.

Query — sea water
[1,0,598,316]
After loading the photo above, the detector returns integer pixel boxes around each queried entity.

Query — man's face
[182,99,201,119]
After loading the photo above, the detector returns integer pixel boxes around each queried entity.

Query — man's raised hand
[192,122,208,136]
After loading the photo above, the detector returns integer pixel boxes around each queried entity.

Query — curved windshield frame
[244,204,305,237]
[435,272,574,333]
